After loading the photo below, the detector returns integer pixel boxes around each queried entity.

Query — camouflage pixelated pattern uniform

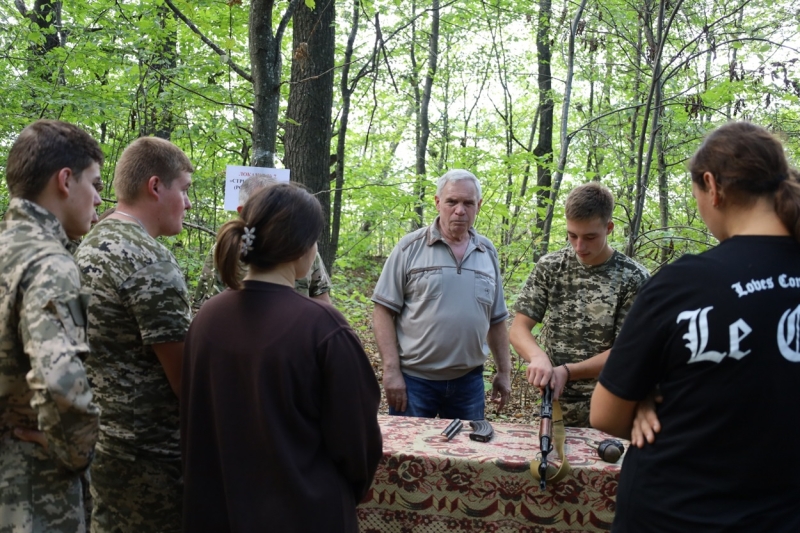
[0,198,99,533]
[515,246,649,427]
[75,219,191,533]
[192,243,331,311]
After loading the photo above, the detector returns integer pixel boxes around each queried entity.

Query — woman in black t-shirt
[590,122,800,532]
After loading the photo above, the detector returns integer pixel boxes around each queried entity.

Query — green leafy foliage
[0,0,798,331]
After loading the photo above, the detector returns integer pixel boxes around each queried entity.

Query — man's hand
[382,367,408,412]
[631,390,663,448]
[14,427,48,450]
[490,372,511,412]
[486,319,511,414]
[525,353,554,389]
[372,303,407,412]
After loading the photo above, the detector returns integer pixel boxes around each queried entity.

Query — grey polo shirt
[372,217,508,380]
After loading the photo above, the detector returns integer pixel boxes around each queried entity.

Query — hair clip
[241,226,256,257]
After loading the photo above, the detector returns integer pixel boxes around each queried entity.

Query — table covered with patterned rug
[357,415,624,532]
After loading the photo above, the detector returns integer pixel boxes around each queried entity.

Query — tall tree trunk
[331,0,361,273]
[626,0,683,257]
[507,106,539,251]
[18,0,63,73]
[138,2,176,139]
[436,31,451,175]
[625,19,645,208]
[657,124,669,264]
[284,0,336,268]
[249,0,299,168]
[532,0,553,262]
[412,0,439,229]
[540,0,588,248]
[585,45,597,177]
[703,25,714,124]
[584,35,604,181]
[16,0,64,115]
[483,3,514,268]
[726,9,745,118]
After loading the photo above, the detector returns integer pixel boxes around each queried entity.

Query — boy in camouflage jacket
[510,182,649,427]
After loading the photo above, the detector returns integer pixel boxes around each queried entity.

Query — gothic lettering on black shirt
[731,274,800,297]
[778,304,800,362]
[677,304,800,364]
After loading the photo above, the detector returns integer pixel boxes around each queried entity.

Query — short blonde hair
[114,137,193,202]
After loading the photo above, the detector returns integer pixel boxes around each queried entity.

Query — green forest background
[2,1,798,366]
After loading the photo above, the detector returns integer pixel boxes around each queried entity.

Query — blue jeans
[389,366,485,420]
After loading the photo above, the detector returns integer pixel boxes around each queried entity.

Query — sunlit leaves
[0,0,798,290]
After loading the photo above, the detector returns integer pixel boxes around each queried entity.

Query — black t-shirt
[600,236,800,532]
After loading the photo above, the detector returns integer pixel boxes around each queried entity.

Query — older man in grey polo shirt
[372,169,511,420]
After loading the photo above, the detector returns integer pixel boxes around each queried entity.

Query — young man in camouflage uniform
[0,120,103,532]
[509,182,649,427]
[192,174,332,312]
[75,137,193,533]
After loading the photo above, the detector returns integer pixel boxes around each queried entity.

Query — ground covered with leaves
[331,261,540,425]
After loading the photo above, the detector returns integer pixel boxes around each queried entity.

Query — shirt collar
[568,245,617,270]
[5,197,71,249]
[426,216,486,252]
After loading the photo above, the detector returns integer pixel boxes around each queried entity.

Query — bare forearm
[509,314,548,363]
[486,320,512,411]
[509,313,555,388]
[565,349,610,381]
[372,305,400,370]
[373,304,409,411]
[590,382,636,439]
[487,321,511,374]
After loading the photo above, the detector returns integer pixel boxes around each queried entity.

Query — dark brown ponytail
[213,182,324,289]
[215,218,248,290]
[689,121,800,241]
[774,169,800,242]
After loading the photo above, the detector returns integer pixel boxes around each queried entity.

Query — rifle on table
[531,383,570,490]
[538,385,554,490]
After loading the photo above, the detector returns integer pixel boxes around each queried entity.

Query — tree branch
[276,0,302,46]
[138,56,254,111]
[183,221,217,237]
[163,0,253,83]
[14,0,27,17]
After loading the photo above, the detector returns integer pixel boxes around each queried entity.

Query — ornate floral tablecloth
[357,415,624,533]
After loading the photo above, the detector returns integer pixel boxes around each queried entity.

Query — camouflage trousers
[0,437,86,533]
[530,397,591,428]
[559,398,591,428]
[89,451,182,533]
